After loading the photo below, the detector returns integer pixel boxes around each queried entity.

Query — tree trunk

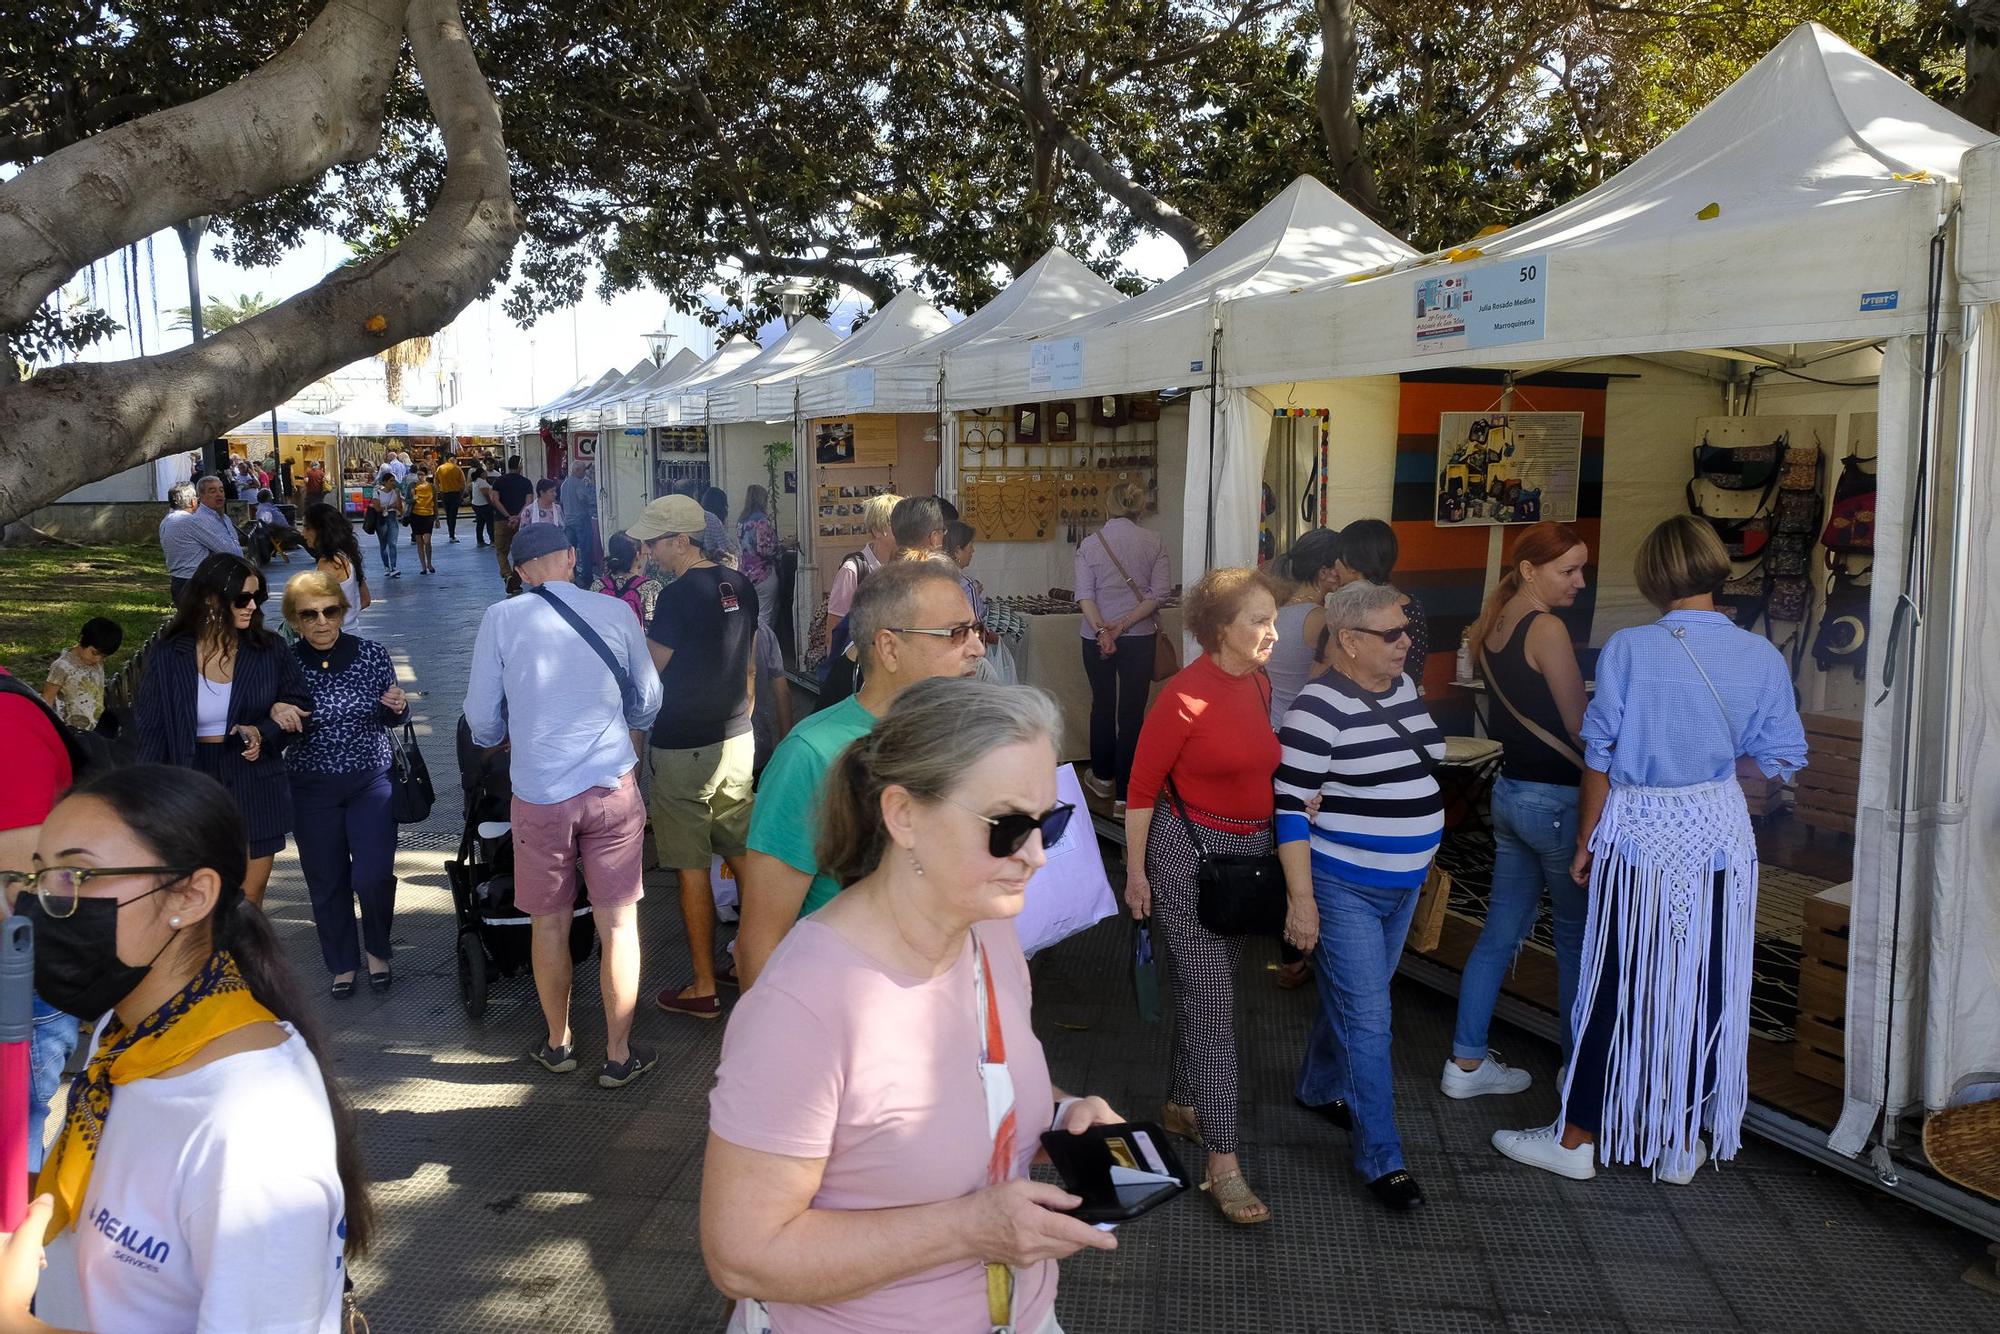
[1960,0,2000,133]
[1313,0,1377,209]
[0,0,519,523]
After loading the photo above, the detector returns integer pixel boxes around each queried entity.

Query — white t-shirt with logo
[38,1024,348,1333]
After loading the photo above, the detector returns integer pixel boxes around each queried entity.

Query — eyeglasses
[0,867,186,919]
[295,606,346,622]
[942,798,1076,859]
[1349,623,1411,644]
[231,591,261,609]
[888,621,984,646]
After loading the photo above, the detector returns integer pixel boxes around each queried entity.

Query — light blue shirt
[558,474,597,521]
[158,504,242,578]
[1581,610,1808,788]
[463,580,663,805]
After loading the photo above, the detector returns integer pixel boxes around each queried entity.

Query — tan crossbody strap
[1478,643,1587,772]
[1096,532,1161,633]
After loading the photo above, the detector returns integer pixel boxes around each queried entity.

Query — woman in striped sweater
[1275,580,1446,1211]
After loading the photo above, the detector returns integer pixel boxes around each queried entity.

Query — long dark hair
[63,767,374,1257]
[301,503,366,590]
[1337,518,1399,584]
[163,554,275,652]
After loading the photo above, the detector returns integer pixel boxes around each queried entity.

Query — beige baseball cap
[627,494,707,542]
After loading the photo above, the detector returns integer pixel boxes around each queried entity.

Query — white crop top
[195,673,231,738]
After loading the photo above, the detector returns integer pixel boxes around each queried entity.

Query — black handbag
[387,717,435,824]
[1163,777,1286,937]
[1693,435,1782,490]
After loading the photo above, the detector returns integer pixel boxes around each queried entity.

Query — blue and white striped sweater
[1274,672,1445,890]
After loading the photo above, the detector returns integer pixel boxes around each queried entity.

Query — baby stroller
[447,717,595,1019]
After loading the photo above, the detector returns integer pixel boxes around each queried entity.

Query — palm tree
[168,291,273,333]
[376,336,433,405]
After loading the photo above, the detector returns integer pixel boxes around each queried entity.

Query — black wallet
[1038,1121,1189,1223]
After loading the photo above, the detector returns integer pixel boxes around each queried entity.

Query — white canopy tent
[325,393,442,438]
[796,247,1124,419]
[502,368,621,437]
[589,349,707,532]
[581,348,703,430]
[225,403,341,436]
[697,317,843,425]
[1214,24,1996,1225]
[641,338,764,426]
[425,400,517,439]
[762,289,955,420]
[558,359,656,430]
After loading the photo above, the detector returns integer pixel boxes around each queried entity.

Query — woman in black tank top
[1441,524,1593,1102]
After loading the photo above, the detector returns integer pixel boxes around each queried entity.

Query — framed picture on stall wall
[1092,394,1128,427]
[1129,392,1161,423]
[1014,404,1042,443]
[1050,402,1077,441]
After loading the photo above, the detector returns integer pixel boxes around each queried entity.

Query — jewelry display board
[956,405,1160,542]
[814,476,897,541]
[651,426,711,499]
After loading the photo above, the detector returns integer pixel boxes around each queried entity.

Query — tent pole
[1204,321,1222,570]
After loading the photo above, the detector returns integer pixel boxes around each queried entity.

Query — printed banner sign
[1434,410,1582,526]
[1029,338,1085,393]
[1415,255,1549,354]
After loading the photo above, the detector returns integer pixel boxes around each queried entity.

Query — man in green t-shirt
[737,559,987,988]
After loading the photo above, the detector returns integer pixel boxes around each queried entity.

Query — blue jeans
[290,766,398,975]
[1297,871,1420,1180]
[376,513,401,570]
[29,999,79,1174]
[1452,776,1586,1062]
[565,517,596,584]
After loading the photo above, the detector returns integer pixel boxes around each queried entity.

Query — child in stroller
[448,716,595,1018]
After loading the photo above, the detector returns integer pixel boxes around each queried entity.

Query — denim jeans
[30,999,80,1174]
[565,517,596,584]
[1297,871,1420,1180]
[1452,776,1586,1062]
[376,513,401,571]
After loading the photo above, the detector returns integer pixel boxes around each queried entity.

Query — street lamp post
[643,320,677,367]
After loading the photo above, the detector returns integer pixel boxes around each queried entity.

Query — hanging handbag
[1097,530,1180,682]
[1716,567,1769,629]
[387,717,435,824]
[1820,454,1877,557]
[1164,776,1287,937]
[1692,434,1782,490]
[361,504,380,536]
[1775,490,1821,535]
[1686,477,1776,559]
[1768,576,1811,624]
[1407,864,1453,954]
[1780,444,1822,492]
[1130,919,1164,1023]
[1812,570,1872,679]
[1768,531,1812,578]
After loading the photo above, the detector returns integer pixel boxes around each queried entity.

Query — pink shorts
[509,769,647,917]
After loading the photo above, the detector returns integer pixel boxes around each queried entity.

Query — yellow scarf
[37,951,277,1239]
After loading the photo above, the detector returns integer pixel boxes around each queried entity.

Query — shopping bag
[1407,862,1452,954]
[1131,919,1163,1024]
[1013,764,1117,956]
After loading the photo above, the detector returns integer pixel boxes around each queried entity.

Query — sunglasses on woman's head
[1350,623,1411,644]
[942,798,1076,859]
[889,620,984,646]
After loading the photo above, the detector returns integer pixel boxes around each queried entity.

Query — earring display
[954,407,1158,541]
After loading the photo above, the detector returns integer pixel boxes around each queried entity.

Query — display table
[1008,608,1186,764]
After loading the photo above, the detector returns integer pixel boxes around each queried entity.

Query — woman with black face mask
[134,553,313,907]
[0,766,372,1331]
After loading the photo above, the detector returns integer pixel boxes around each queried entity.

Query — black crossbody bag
[1356,690,1444,780]
[1164,775,1288,937]
[530,584,639,712]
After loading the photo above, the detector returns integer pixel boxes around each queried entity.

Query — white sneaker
[1493,1126,1596,1180]
[1656,1139,1709,1186]
[1441,1054,1533,1099]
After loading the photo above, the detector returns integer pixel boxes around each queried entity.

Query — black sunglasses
[231,590,261,609]
[944,798,1076,859]
[1349,622,1411,644]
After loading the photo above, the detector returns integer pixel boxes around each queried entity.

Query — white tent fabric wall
[1182,387,1275,608]
[644,339,764,426]
[578,348,702,431]
[506,368,620,436]
[766,290,953,420]
[425,400,516,438]
[698,318,843,425]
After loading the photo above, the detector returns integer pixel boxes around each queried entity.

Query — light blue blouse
[1581,610,1809,787]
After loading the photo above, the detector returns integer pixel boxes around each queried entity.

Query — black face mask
[18,887,177,1022]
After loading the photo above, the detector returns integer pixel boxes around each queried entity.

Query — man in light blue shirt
[159,476,243,605]
[463,521,665,1090]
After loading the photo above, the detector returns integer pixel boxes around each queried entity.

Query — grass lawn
[0,543,171,680]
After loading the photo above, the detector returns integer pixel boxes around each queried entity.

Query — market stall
[579,348,703,535]
[1210,23,1996,1233]
[223,403,342,498]
[633,338,765,509]
[692,317,845,544]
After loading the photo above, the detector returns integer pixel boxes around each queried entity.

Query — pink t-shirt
[709,918,1056,1334]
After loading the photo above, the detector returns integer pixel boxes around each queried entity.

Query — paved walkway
[255,530,1993,1333]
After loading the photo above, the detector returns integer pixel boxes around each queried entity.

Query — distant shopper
[300,503,369,631]
[43,617,124,731]
[561,460,599,584]
[523,478,563,527]
[736,560,985,988]
[283,571,409,998]
[302,460,327,510]
[467,463,497,548]
[818,492,901,704]
[160,476,243,606]
[1076,480,1169,808]
[251,489,303,565]
[134,553,312,907]
[737,484,780,629]
[371,469,404,579]
[435,452,466,543]
[889,495,946,558]
[700,486,741,563]
[627,496,759,1020]
[408,463,438,574]
[490,454,535,594]
[1332,519,1429,689]
[1493,516,1806,1186]
[1267,528,1342,727]
[703,679,1120,1334]
[598,531,664,626]
[463,521,664,1087]
[944,520,987,623]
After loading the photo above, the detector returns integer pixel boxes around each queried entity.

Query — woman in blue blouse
[1494,516,1806,1186]
[283,571,410,997]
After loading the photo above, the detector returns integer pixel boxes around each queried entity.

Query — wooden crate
[1739,771,1781,819]
[1793,882,1852,1089]
[1797,711,1862,836]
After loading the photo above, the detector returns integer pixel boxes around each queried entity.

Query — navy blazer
[135,633,313,783]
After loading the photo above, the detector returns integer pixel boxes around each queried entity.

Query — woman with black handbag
[281,571,411,997]
[1275,580,1446,1211]
[1123,567,1283,1225]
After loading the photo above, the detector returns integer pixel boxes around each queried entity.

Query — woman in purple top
[1074,480,1171,808]
[737,484,780,628]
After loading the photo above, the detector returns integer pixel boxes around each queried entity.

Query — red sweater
[1127,653,1280,828]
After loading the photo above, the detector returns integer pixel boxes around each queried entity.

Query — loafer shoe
[1366,1169,1426,1210]
[1493,1125,1596,1180]
[1295,1095,1352,1131]
[1441,1053,1533,1099]
[657,986,722,1020]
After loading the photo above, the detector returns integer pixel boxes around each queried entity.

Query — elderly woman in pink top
[704,677,1122,1334]
[1075,480,1170,810]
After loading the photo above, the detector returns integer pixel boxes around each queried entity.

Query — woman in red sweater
[1123,567,1283,1225]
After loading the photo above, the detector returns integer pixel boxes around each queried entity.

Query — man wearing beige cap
[627,494,761,1020]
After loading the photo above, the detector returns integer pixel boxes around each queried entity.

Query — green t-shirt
[746,693,877,916]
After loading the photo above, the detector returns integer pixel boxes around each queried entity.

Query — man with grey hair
[159,475,242,606]
[559,458,599,585]
[735,557,988,988]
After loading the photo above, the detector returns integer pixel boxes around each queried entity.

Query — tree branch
[728,248,897,305]
[1313,0,1378,209]
[0,0,520,523]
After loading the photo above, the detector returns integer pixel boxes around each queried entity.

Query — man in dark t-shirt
[627,494,760,1021]
[490,454,537,595]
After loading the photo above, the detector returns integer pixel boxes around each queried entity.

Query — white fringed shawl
[1558,776,1757,1180]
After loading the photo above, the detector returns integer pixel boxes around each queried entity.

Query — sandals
[1200,1169,1271,1226]
[1162,1102,1203,1145]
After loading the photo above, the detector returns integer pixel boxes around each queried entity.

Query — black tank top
[1481,611,1582,787]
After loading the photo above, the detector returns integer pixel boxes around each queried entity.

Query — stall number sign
[1415,255,1548,354]
[1029,338,1085,392]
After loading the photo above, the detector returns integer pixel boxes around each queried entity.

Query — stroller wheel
[457,933,489,1020]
